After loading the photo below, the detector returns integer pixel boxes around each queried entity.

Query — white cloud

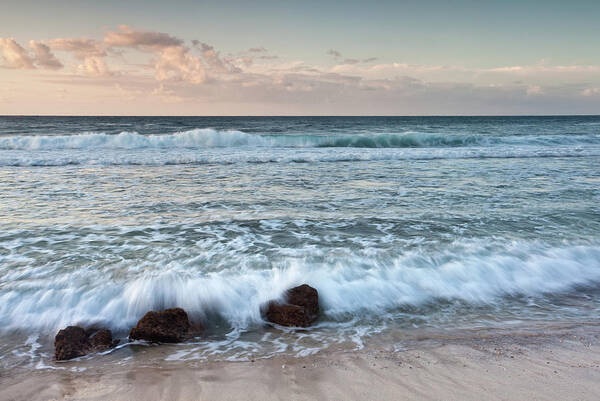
[154,45,205,83]
[0,38,35,69]
[77,57,114,77]
[0,38,65,70]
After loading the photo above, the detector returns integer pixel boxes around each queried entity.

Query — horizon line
[1,114,600,118]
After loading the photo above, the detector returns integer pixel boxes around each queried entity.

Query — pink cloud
[0,38,64,70]
[154,46,205,83]
[104,25,183,49]
[29,41,63,70]
[0,38,35,69]
[47,38,106,59]
[2,26,600,114]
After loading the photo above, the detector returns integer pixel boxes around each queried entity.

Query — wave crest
[0,129,265,150]
[2,128,598,151]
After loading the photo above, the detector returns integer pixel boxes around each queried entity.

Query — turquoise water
[1,116,599,368]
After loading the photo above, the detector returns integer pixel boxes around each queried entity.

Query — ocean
[1,115,599,370]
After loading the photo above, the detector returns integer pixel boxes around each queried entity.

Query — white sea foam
[1,240,599,334]
[0,145,599,167]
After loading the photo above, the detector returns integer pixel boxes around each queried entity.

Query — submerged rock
[55,326,118,361]
[264,284,319,327]
[129,307,193,343]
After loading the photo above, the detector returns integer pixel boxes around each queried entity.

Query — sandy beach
[2,325,600,401]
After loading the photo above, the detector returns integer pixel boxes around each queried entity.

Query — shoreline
[3,323,600,401]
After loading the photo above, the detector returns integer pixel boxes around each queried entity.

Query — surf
[1,239,599,334]
[1,128,599,151]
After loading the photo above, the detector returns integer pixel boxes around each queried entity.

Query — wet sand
[2,326,600,401]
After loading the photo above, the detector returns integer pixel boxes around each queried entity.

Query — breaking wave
[1,128,599,150]
[1,240,599,333]
[1,128,599,166]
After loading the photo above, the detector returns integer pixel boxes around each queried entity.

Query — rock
[129,308,192,343]
[265,302,314,327]
[55,326,118,361]
[90,329,118,350]
[286,284,319,316]
[55,326,90,361]
[263,284,319,327]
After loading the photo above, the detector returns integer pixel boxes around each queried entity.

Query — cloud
[327,49,342,58]
[105,25,183,49]
[105,27,209,83]
[193,40,244,74]
[258,55,278,60]
[77,56,113,77]
[0,38,64,70]
[3,26,600,114]
[582,88,600,96]
[487,65,600,74]
[220,46,279,69]
[151,84,184,103]
[154,45,205,83]
[29,41,63,70]
[0,38,35,69]
[327,50,377,65]
[47,38,106,59]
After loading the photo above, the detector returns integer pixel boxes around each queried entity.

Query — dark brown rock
[265,302,314,327]
[55,326,90,361]
[286,284,319,316]
[90,329,118,350]
[263,284,319,327]
[55,326,118,361]
[129,308,192,343]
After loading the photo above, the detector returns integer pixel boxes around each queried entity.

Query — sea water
[1,116,599,369]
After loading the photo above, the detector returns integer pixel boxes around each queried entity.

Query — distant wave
[1,128,599,150]
[0,129,263,150]
[0,146,598,166]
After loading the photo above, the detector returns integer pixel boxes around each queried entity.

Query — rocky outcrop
[55,326,118,361]
[129,308,193,343]
[263,284,319,327]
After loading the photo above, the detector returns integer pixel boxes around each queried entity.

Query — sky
[1,0,599,115]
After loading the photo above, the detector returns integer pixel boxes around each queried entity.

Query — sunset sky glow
[1,0,600,115]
